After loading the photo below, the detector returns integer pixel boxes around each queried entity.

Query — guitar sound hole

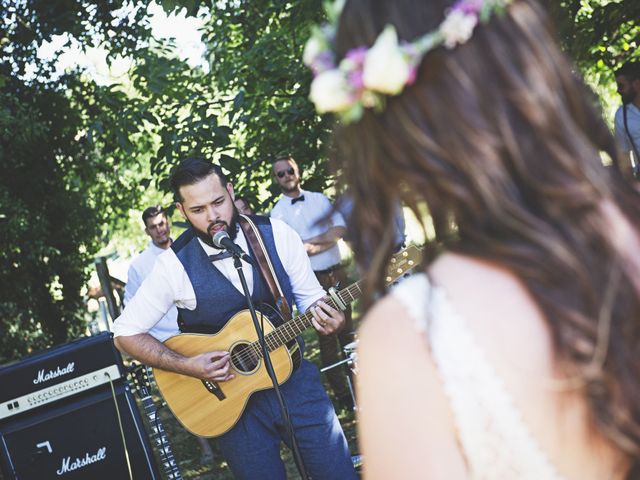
[230,343,260,373]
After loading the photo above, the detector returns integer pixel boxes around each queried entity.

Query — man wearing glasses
[271,156,355,410]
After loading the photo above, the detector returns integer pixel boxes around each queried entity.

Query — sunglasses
[276,167,295,179]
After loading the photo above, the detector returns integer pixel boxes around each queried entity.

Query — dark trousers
[218,361,357,479]
[314,264,355,401]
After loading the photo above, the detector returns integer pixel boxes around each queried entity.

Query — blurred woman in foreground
[304,0,640,478]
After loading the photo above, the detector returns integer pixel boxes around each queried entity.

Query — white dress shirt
[124,240,178,342]
[614,103,640,166]
[270,189,346,271]
[114,218,326,338]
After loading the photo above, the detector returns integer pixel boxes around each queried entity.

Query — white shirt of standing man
[270,157,347,271]
[124,207,178,342]
[614,63,640,177]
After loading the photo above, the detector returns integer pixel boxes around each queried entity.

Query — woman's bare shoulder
[357,280,425,351]
[356,278,468,479]
[431,252,555,373]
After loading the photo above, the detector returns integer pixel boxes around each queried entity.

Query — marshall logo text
[33,362,75,385]
[56,447,107,475]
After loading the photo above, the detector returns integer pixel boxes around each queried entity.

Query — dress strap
[391,272,563,480]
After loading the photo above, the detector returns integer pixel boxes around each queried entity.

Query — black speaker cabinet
[0,377,160,479]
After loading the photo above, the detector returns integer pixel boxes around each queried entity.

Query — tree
[550,0,640,72]
[1,0,637,362]
[548,0,639,116]
[0,0,153,361]
[145,0,333,213]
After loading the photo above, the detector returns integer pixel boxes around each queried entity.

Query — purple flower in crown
[452,0,484,16]
[310,50,336,75]
[304,0,511,123]
[405,65,418,86]
[348,69,364,92]
[342,47,368,91]
[304,24,338,75]
[345,46,368,65]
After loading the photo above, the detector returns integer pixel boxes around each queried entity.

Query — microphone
[212,230,256,266]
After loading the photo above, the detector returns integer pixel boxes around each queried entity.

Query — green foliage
[549,0,640,115]
[0,79,99,360]
[1,0,638,363]
[2,0,150,78]
[112,0,335,215]
[551,0,640,71]
[196,0,334,210]
[0,0,153,362]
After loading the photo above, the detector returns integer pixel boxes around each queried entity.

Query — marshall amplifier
[0,333,160,479]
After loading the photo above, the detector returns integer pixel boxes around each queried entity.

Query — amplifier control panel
[0,364,122,420]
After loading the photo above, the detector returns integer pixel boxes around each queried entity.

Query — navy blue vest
[172,216,295,334]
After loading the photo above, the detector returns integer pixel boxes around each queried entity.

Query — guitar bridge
[201,380,226,401]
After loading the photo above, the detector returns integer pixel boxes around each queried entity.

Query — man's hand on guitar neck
[309,299,345,335]
[115,333,234,382]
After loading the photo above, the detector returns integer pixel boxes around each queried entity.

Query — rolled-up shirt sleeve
[271,218,326,313]
[113,250,190,337]
[326,198,346,229]
[123,263,141,306]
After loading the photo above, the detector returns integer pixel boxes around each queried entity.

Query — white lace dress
[392,273,564,480]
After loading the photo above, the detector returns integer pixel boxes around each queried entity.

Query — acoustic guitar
[153,245,420,437]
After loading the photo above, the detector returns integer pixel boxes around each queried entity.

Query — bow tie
[208,251,232,262]
[291,195,305,205]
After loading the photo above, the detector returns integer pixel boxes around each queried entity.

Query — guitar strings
[231,284,360,365]
[230,283,363,368]
[229,250,419,367]
[232,284,362,366]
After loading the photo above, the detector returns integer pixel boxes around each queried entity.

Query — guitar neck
[249,245,420,358]
[141,394,183,480]
[259,280,363,354]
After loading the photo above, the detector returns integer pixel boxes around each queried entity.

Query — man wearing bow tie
[114,157,357,479]
[271,156,355,410]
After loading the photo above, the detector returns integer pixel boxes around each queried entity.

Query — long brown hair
[333,0,640,472]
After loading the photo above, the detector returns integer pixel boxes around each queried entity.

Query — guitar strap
[238,214,292,322]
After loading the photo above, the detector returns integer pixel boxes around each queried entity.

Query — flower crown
[304,0,512,123]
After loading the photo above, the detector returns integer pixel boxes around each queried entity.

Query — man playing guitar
[113,157,357,480]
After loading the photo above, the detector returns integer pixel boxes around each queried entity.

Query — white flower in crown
[303,34,325,67]
[304,0,511,123]
[362,26,413,95]
[303,26,336,75]
[309,69,354,113]
[439,8,479,49]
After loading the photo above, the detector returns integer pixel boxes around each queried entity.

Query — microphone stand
[231,254,309,480]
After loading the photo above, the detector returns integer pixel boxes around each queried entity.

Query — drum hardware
[320,341,358,411]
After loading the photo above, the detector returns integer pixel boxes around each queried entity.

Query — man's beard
[155,236,171,248]
[281,178,300,194]
[621,90,638,105]
[190,207,240,248]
